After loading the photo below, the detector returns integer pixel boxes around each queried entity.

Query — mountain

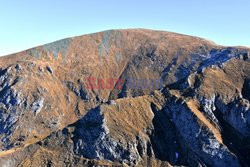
[0,29,249,167]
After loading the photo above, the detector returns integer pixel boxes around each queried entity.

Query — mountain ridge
[3,28,244,58]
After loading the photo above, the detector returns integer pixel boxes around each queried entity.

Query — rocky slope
[0,29,249,167]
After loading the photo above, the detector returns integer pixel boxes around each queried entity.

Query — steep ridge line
[186,100,222,143]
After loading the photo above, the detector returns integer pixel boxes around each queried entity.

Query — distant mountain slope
[0,29,249,167]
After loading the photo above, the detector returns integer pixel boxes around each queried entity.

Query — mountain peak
[0,29,249,166]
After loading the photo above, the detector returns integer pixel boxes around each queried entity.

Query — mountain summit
[0,29,249,167]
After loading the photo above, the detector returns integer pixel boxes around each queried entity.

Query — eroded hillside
[0,29,249,167]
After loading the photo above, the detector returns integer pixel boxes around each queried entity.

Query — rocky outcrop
[72,107,139,165]
[162,90,240,167]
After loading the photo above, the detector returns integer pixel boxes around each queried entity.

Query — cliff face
[0,29,249,167]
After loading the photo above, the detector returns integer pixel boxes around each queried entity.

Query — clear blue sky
[0,0,250,56]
